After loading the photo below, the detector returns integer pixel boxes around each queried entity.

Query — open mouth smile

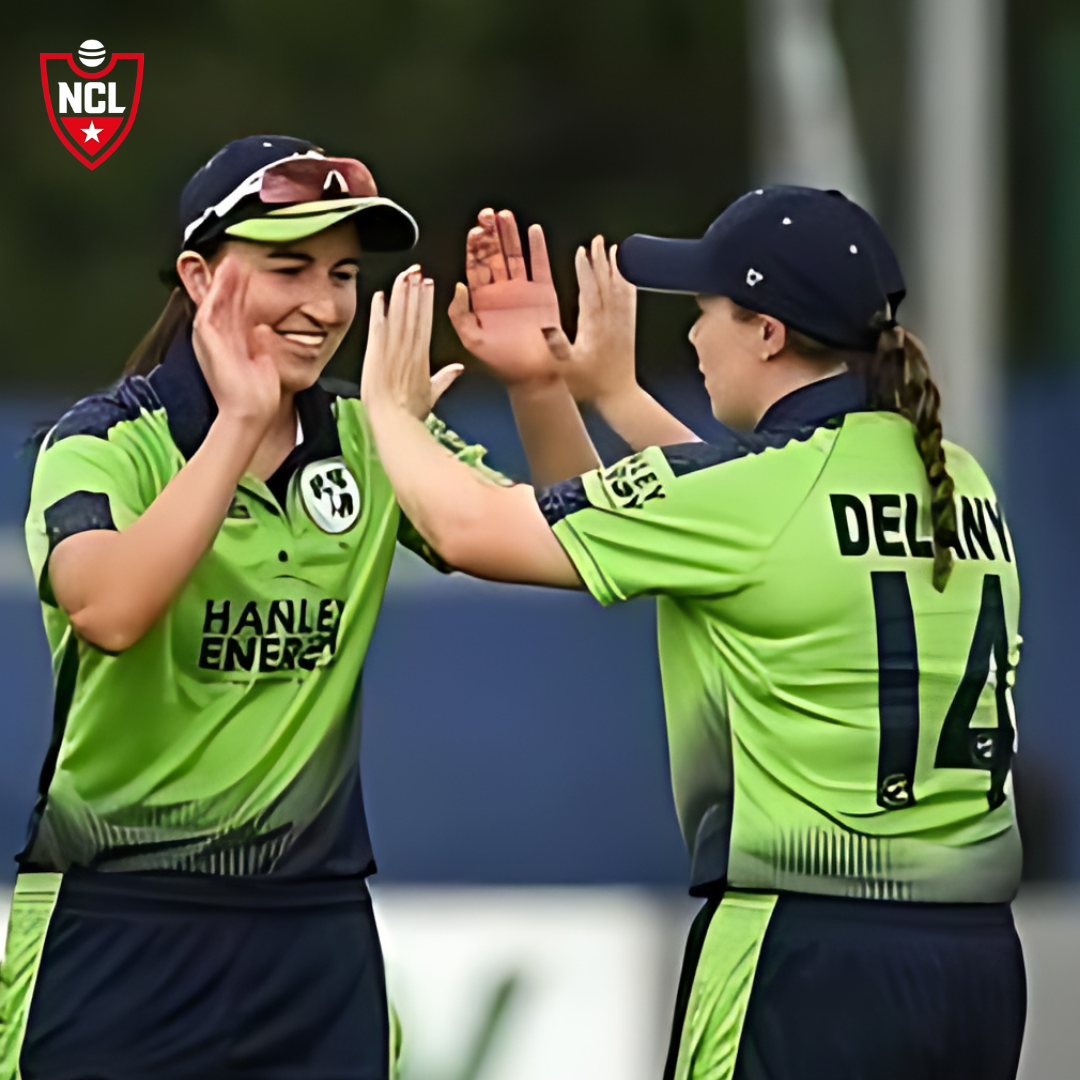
[277,330,327,349]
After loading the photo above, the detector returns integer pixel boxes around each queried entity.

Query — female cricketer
[363,186,1027,1080]
[0,134,513,1080]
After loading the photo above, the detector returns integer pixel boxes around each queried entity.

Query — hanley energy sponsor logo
[40,39,144,169]
[198,597,347,675]
[599,454,666,511]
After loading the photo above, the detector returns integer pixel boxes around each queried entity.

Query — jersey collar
[149,325,343,467]
[754,371,868,433]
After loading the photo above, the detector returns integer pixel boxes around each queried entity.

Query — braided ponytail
[857,326,958,592]
[731,301,958,590]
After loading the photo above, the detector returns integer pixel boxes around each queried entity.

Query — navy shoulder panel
[537,476,591,527]
[48,377,161,448]
[318,377,360,401]
[662,424,824,478]
[44,491,117,555]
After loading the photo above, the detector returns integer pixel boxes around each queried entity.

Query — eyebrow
[265,252,360,268]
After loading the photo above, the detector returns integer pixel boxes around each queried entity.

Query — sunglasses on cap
[182,153,379,246]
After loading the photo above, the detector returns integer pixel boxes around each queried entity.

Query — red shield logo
[40,42,144,170]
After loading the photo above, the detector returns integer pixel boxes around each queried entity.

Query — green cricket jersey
[22,328,501,878]
[539,373,1022,902]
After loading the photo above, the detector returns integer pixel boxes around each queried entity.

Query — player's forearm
[593,384,700,449]
[368,404,505,566]
[51,414,263,651]
[368,402,579,586]
[507,377,601,488]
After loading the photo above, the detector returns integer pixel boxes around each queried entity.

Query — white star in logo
[81,121,103,144]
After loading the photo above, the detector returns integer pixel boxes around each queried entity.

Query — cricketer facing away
[362,187,1026,1080]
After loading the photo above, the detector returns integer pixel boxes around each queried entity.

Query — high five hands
[448,208,638,405]
[362,216,696,453]
[363,211,638,414]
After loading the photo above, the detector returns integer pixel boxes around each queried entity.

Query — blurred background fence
[1,1,1079,1077]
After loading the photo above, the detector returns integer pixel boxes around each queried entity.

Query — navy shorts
[664,889,1027,1080]
[7,869,388,1080]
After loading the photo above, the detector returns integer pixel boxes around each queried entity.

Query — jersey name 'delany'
[830,493,1012,563]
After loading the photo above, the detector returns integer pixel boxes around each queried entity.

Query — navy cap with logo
[616,186,905,353]
[179,134,419,254]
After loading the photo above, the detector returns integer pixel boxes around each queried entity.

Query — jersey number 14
[872,571,1014,812]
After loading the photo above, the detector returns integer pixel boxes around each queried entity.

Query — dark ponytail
[124,287,195,376]
[855,325,958,592]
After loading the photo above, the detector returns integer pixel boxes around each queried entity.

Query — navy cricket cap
[179,134,418,254]
[617,186,905,353]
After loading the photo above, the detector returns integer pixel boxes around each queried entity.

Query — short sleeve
[537,441,816,606]
[26,430,149,604]
[396,415,514,571]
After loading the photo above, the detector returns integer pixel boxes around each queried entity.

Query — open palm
[449,210,637,404]
[448,208,563,384]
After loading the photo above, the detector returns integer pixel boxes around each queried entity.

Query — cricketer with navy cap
[358,185,1028,1080]
[0,135,516,1080]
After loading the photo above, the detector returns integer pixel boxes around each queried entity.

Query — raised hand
[448,208,563,385]
[551,236,698,448]
[362,266,462,419]
[543,235,638,408]
[192,254,281,429]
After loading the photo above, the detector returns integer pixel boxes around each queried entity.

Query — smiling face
[181,222,362,395]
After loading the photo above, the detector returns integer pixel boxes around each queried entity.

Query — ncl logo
[40,39,144,169]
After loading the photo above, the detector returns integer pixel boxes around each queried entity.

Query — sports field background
[1,2,1079,1077]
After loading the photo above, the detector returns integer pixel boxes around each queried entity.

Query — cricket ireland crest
[300,460,362,534]
[40,39,144,169]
